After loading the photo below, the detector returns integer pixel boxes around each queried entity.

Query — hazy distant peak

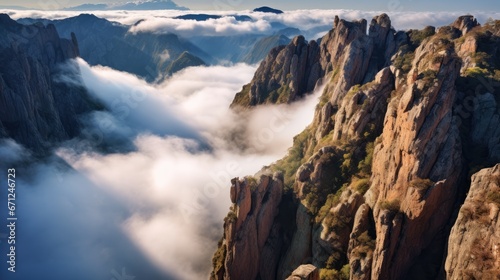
[64,0,189,11]
[253,6,284,14]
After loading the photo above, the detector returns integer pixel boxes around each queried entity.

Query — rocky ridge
[0,14,100,154]
[213,14,500,280]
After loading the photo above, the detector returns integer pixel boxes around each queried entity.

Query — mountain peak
[253,6,284,14]
[64,0,189,11]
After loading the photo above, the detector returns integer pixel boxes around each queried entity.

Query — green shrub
[316,192,342,223]
[465,67,490,78]
[472,52,491,68]
[358,142,374,175]
[494,70,500,81]
[340,264,350,280]
[420,70,437,83]
[274,129,311,189]
[346,84,361,98]
[231,84,251,107]
[393,50,415,73]
[211,240,226,274]
[409,26,436,48]
[351,231,376,259]
[246,176,258,191]
[379,199,401,213]
[324,212,349,234]
[353,178,370,195]
[224,211,237,224]
[410,177,434,191]
[320,268,340,280]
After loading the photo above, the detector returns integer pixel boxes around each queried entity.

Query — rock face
[366,29,463,280]
[231,35,322,106]
[451,15,480,35]
[212,174,284,280]
[285,264,319,280]
[214,15,500,280]
[445,164,500,279]
[0,14,99,154]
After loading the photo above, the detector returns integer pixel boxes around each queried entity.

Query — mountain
[64,0,189,11]
[0,14,101,154]
[17,14,210,81]
[63,4,108,10]
[0,5,31,10]
[242,35,291,65]
[189,33,290,65]
[253,6,284,14]
[174,14,252,22]
[166,51,206,75]
[213,14,500,280]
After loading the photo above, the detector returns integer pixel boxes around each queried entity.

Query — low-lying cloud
[0,61,321,280]
[4,9,500,39]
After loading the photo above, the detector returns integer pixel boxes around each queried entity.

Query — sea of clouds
[0,60,321,280]
[3,9,500,39]
[1,7,500,280]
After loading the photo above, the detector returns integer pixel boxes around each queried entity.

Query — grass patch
[410,177,434,191]
[353,178,370,195]
[211,239,226,276]
[273,128,312,190]
[379,199,401,213]
[231,84,251,107]
[464,67,490,78]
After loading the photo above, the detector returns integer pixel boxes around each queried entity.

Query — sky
[2,0,500,11]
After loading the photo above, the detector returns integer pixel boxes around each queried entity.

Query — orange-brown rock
[285,264,319,280]
[445,164,500,279]
[366,33,463,279]
[216,174,283,280]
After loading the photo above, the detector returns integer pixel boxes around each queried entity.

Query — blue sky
[1,0,500,11]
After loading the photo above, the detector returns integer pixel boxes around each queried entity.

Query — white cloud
[8,60,321,280]
[129,16,272,37]
[4,9,500,38]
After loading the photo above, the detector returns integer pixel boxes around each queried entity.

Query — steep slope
[445,164,500,280]
[212,14,500,280]
[190,33,288,65]
[231,14,397,108]
[166,51,206,75]
[0,14,100,154]
[17,14,210,80]
[243,35,291,65]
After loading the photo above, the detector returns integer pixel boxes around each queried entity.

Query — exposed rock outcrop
[445,164,500,279]
[451,15,480,36]
[212,174,284,280]
[213,14,500,280]
[0,14,99,154]
[366,32,463,279]
[285,264,319,280]
[231,35,322,107]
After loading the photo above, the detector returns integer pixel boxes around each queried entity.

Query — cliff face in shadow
[213,15,500,280]
[0,14,100,154]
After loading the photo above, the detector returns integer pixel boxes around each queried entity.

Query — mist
[0,61,321,280]
[4,9,500,39]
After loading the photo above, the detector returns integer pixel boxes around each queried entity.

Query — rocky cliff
[0,14,100,154]
[213,14,500,280]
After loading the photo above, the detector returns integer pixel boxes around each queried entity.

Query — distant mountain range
[0,5,32,10]
[18,14,296,73]
[64,0,189,11]
[18,14,209,80]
